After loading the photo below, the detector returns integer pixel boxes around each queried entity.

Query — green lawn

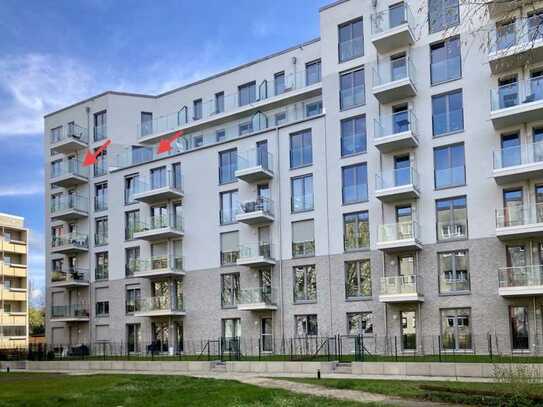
[280,378,543,406]
[0,373,377,407]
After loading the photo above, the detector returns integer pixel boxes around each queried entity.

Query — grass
[0,373,378,407]
[279,377,543,406]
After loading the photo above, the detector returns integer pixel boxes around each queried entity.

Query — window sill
[431,76,462,88]
[342,200,369,207]
[438,291,471,297]
[436,236,468,243]
[291,208,314,215]
[341,150,367,159]
[433,129,464,139]
[219,180,238,186]
[294,300,317,305]
[434,183,466,192]
[221,305,238,310]
[344,247,370,253]
[345,296,372,302]
[292,254,316,260]
[290,163,313,171]
[340,103,366,113]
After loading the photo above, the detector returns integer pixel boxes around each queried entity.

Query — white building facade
[44,0,543,355]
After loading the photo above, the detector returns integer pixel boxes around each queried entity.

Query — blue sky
[0,0,327,305]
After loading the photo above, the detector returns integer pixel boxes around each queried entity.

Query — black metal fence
[3,334,543,363]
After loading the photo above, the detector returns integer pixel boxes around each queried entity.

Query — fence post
[361,334,365,362]
[488,333,493,362]
[394,336,398,362]
[438,336,442,362]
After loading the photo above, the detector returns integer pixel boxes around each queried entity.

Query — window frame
[344,259,372,300]
[437,249,471,295]
[293,264,317,303]
[342,163,368,205]
[291,174,314,213]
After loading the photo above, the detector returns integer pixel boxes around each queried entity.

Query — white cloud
[0,183,43,197]
[0,54,94,136]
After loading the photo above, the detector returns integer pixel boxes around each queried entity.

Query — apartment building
[44,0,543,355]
[0,213,29,349]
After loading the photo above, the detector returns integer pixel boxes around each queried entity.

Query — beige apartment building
[0,213,29,349]
[43,0,543,356]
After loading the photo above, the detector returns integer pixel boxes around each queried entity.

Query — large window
[295,314,318,336]
[94,148,107,177]
[343,211,369,251]
[95,252,108,280]
[274,71,285,95]
[440,308,471,350]
[306,60,322,85]
[292,219,315,258]
[95,301,109,317]
[220,231,239,265]
[125,246,140,276]
[340,68,365,110]
[193,99,202,120]
[291,174,314,212]
[294,265,317,303]
[215,92,225,114]
[95,182,108,211]
[221,273,240,308]
[347,312,373,335]
[95,217,108,246]
[432,90,464,136]
[434,143,465,189]
[94,110,107,141]
[124,174,139,205]
[438,250,470,293]
[430,37,461,85]
[238,81,256,106]
[436,196,467,240]
[220,190,239,225]
[341,116,367,156]
[290,130,312,168]
[125,288,141,314]
[345,260,372,299]
[429,0,460,34]
[510,306,529,350]
[338,18,364,62]
[219,149,237,184]
[342,163,368,204]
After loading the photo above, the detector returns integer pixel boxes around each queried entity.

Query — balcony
[50,124,88,154]
[133,215,184,241]
[236,243,276,267]
[498,265,543,296]
[488,16,543,74]
[372,56,416,104]
[379,275,424,303]
[50,159,89,188]
[373,110,418,153]
[50,268,90,288]
[370,4,415,53]
[238,287,278,311]
[131,256,185,278]
[50,195,88,221]
[136,69,322,145]
[490,76,543,129]
[2,263,27,278]
[375,167,419,202]
[51,304,90,322]
[133,172,184,204]
[1,288,26,302]
[134,295,185,317]
[377,221,422,251]
[236,198,274,225]
[235,149,273,183]
[496,203,543,239]
[493,142,543,184]
[0,239,26,255]
[51,233,89,254]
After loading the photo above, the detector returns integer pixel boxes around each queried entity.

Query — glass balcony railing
[95,265,109,281]
[136,295,184,313]
[50,124,89,145]
[292,240,315,258]
[493,142,543,169]
[239,197,273,216]
[374,110,417,139]
[221,250,239,265]
[340,85,365,110]
[136,69,320,138]
[490,76,543,111]
[220,208,240,225]
[435,166,465,189]
[237,149,273,172]
[238,287,277,306]
[134,171,183,194]
[51,233,89,249]
[380,274,422,296]
[95,233,108,246]
[372,55,416,87]
[50,194,88,214]
[378,221,419,243]
[498,265,543,288]
[93,124,107,142]
[94,196,108,212]
[50,159,89,179]
[239,243,274,260]
[375,167,418,190]
[440,276,470,293]
[489,15,543,54]
[134,215,183,233]
[496,203,543,228]
[339,37,364,62]
[116,100,320,169]
[437,220,467,241]
[131,256,184,274]
[51,304,89,319]
[371,3,414,35]
[51,268,89,284]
